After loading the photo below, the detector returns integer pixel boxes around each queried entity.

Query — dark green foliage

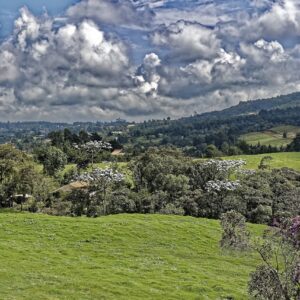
[288,133,300,151]
[0,144,56,210]
[34,146,67,176]
[1,144,300,224]
[55,153,290,225]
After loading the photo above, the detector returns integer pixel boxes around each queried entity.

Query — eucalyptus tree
[74,141,112,168]
[74,168,124,215]
[188,159,245,190]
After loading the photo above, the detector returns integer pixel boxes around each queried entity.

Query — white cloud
[133,53,161,95]
[67,0,153,28]
[0,50,19,83]
[151,21,221,61]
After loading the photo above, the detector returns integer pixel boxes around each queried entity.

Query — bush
[220,210,249,251]
[249,220,300,299]
[159,203,184,215]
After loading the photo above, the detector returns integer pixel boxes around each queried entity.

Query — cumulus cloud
[151,21,221,61]
[1,0,300,121]
[66,0,154,28]
[0,6,135,121]
[252,0,300,39]
[0,50,19,83]
[133,53,161,95]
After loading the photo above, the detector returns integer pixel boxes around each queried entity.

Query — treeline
[44,129,123,165]
[3,145,299,225]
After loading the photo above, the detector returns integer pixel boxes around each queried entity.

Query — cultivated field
[240,125,300,147]
[0,212,263,299]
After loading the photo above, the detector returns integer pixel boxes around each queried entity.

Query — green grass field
[0,212,264,299]
[63,152,300,178]
[240,125,300,147]
[222,152,300,170]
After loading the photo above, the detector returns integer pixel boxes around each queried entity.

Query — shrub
[220,210,249,251]
[249,219,300,299]
[159,203,184,215]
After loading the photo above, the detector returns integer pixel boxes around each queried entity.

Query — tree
[288,133,300,151]
[0,144,33,207]
[131,148,190,192]
[220,210,249,251]
[35,146,67,176]
[74,168,125,215]
[188,159,245,190]
[258,156,273,170]
[249,218,300,299]
[15,165,38,211]
[205,144,222,158]
[74,141,112,168]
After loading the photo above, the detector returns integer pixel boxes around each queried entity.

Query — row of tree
[23,147,300,223]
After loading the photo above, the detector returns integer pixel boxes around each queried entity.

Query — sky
[0,0,300,122]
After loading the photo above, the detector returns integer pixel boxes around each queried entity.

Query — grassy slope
[0,213,264,299]
[63,152,300,176]
[240,125,300,147]
[223,152,300,170]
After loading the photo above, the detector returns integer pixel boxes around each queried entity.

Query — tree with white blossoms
[205,178,241,218]
[189,159,246,190]
[75,168,124,185]
[205,180,241,193]
[74,168,125,214]
[73,141,112,168]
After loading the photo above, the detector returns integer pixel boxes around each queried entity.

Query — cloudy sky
[0,0,300,122]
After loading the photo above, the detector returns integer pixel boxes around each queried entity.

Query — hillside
[222,152,300,170]
[240,125,300,147]
[0,212,263,299]
[121,92,300,156]
[194,92,300,120]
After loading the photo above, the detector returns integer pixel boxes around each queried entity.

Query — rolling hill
[126,92,300,154]
[193,92,300,121]
[240,125,300,147]
[222,152,300,170]
[0,212,264,299]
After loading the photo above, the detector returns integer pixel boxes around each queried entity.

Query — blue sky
[0,0,78,38]
[0,0,300,122]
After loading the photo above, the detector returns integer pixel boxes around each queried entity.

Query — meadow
[240,125,300,147]
[223,152,300,170]
[61,152,300,178]
[0,212,264,299]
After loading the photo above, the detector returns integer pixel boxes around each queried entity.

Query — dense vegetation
[1,144,300,226]
[126,106,300,156]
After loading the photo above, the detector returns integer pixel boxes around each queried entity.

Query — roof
[111,149,124,156]
[53,181,89,193]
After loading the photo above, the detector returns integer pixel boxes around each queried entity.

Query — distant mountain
[190,92,300,121]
